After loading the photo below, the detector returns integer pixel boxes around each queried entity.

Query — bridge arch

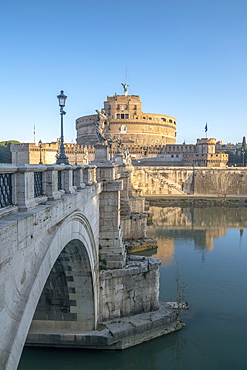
[8,210,99,369]
[31,238,96,332]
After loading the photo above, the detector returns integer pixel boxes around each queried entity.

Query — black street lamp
[56,90,69,164]
[38,140,43,164]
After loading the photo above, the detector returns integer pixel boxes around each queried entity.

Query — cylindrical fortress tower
[76,89,177,147]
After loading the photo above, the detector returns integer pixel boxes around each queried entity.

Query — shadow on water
[19,330,193,370]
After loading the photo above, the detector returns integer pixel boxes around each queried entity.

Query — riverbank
[145,195,247,207]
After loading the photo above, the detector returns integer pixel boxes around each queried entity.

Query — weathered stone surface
[99,256,160,322]
[131,166,247,196]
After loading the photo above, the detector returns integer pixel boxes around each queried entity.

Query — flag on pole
[205,123,208,132]
[34,124,36,143]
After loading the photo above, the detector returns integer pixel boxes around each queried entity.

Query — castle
[76,84,177,147]
[10,84,228,167]
[75,84,228,167]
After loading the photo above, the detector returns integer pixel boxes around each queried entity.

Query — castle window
[116,114,120,119]
[134,105,137,110]
[108,105,111,110]
[125,114,129,119]
[121,114,125,119]
[161,118,166,122]
[117,105,120,110]
[169,119,172,123]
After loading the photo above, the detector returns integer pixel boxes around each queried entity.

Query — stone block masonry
[98,180,126,269]
[99,256,160,322]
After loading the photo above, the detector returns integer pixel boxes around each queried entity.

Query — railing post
[16,165,47,211]
[73,166,85,189]
[63,165,77,194]
[45,165,63,200]
[89,166,97,184]
[83,165,97,186]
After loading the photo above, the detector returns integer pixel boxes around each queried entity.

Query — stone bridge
[0,147,181,370]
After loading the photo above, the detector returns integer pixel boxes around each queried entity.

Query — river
[18,206,247,370]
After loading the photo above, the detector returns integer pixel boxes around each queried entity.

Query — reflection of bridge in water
[147,206,247,263]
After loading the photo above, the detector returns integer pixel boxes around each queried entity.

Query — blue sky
[1,0,247,145]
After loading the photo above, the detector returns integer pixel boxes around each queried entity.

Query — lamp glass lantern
[57,90,67,108]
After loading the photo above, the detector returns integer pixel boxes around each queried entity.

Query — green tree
[0,140,20,163]
[242,136,246,166]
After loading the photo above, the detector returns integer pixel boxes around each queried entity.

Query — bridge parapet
[0,164,97,216]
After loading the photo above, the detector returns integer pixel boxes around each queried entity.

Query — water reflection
[147,206,247,264]
[19,331,186,370]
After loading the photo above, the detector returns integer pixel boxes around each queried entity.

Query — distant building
[10,142,89,165]
[132,138,228,167]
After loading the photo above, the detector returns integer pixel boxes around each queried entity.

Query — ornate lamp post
[56,90,69,164]
[38,140,43,164]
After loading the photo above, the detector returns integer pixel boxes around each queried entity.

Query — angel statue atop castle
[121,83,129,96]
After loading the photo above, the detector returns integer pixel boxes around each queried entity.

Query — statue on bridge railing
[95,109,110,145]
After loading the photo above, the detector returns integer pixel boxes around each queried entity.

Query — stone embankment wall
[131,167,193,195]
[194,168,247,196]
[131,166,247,196]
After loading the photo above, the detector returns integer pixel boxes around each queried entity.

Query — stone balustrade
[0,164,97,215]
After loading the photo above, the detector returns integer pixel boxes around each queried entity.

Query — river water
[18,206,247,370]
